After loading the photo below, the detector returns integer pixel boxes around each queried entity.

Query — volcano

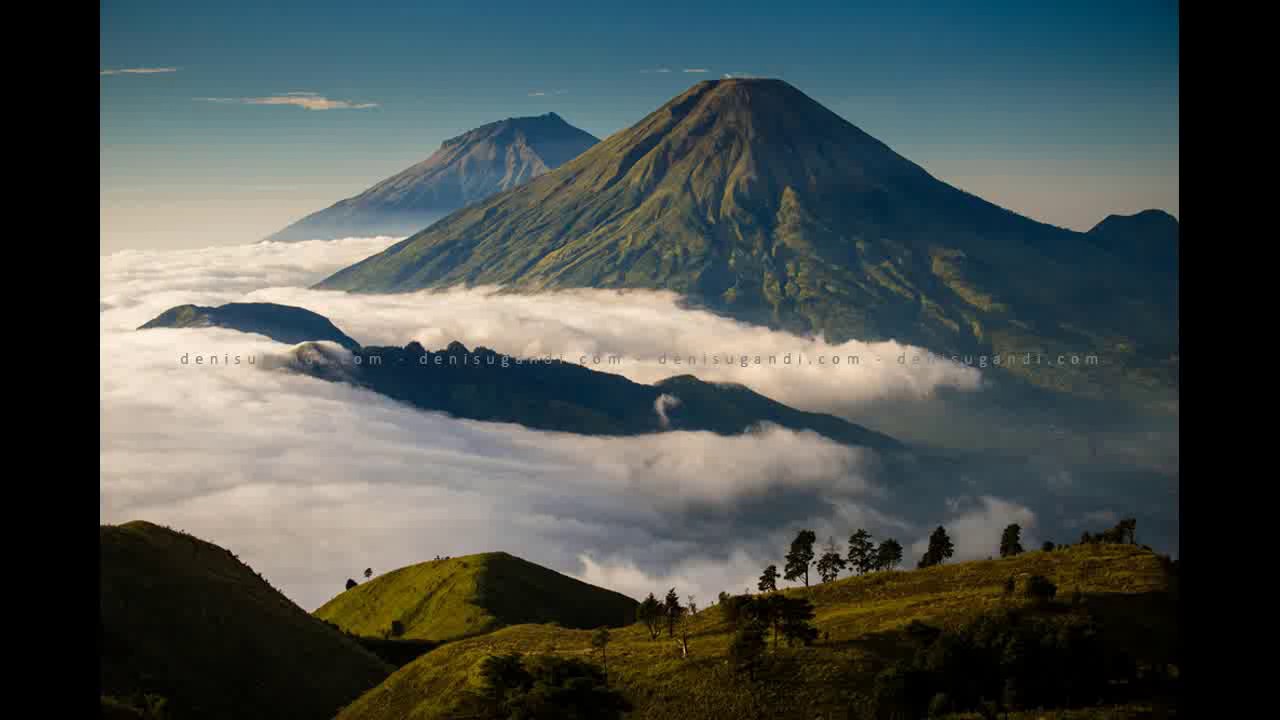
[265,112,599,242]
[315,79,1177,402]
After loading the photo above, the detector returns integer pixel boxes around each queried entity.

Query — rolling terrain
[314,552,639,643]
[100,521,393,720]
[333,544,1178,720]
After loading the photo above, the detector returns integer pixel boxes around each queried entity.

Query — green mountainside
[333,544,1177,720]
[100,521,392,720]
[313,551,639,643]
[315,79,1177,407]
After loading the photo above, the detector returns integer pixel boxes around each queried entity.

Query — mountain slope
[265,112,599,242]
[100,521,392,720]
[313,552,638,643]
[138,302,361,350]
[275,338,901,449]
[315,79,1177,404]
[334,544,1178,720]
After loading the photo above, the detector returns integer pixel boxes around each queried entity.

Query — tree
[918,526,955,568]
[1023,574,1057,604]
[758,564,779,592]
[728,619,767,680]
[817,537,848,583]
[847,529,875,575]
[364,567,373,580]
[875,538,904,571]
[388,620,405,638]
[591,628,611,685]
[663,587,684,638]
[1042,540,1056,552]
[345,578,357,591]
[784,529,817,586]
[638,593,663,640]
[778,596,820,647]
[999,524,1024,558]
[687,594,698,616]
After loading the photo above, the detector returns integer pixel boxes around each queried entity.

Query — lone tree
[848,529,875,575]
[591,627,611,685]
[758,564,779,593]
[1000,524,1025,557]
[638,593,663,640]
[817,537,847,583]
[387,620,405,638]
[1042,540,1056,552]
[875,538,904,571]
[784,529,817,586]
[364,567,373,580]
[345,578,357,591]
[918,526,955,568]
[664,588,685,638]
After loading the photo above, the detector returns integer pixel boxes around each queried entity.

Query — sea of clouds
[102,237,1166,610]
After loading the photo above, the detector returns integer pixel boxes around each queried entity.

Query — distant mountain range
[264,113,599,242]
[139,301,901,450]
[314,79,1178,405]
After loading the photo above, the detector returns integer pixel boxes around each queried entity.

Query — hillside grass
[101,521,393,720]
[335,544,1176,720]
[314,551,639,643]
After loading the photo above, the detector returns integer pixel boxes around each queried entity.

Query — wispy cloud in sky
[528,89,568,97]
[195,91,378,110]
[101,67,179,76]
[683,68,709,73]
[639,68,672,74]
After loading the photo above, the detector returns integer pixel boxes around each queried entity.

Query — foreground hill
[334,544,1177,720]
[313,552,638,643]
[265,112,599,242]
[101,521,392,720]
[316,79,1177,406]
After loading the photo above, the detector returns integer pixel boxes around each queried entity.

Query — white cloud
[195,92,378,110]
[910,496,1037,563]
[683,68,709,73]
[102,237,1112,612]
[640,68,673,74]
[101,67,179,76]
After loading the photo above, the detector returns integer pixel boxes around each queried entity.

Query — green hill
[100,521,393,720]
[314,78,1177,407]
[313,551,639,643]
[333,544,1177,720]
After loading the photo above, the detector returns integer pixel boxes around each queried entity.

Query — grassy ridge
[313,551,639,643]
[334,544,1176,720]
[100,521,393,720]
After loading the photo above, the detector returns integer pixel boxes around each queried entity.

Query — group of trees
[766,529,907,590]
[457,652,631,720]
[858,608,1143,719]
[717,592,820,678]
[1081,517,1138,545]
[636,588,688,641]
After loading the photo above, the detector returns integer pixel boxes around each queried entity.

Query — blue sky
[101,0,1178,252]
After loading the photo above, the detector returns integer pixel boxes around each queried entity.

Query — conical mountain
[265,112,599,242]
[316,79,1177,402]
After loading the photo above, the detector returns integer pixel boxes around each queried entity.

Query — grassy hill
[333,544,1177,720]
[313,551,639,643]
[101,521,393,720]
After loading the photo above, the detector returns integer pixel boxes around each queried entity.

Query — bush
[1023,575,1057,603]
[459,652,631,719]
[928,691,952,717]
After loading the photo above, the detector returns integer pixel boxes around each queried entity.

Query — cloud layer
[101,236,1172,611]
[101,67,179,76]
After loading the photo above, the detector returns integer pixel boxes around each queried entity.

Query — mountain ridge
[264,112,599,242]
[313,79,1177,405]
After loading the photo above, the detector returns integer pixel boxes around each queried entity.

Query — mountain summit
[265,112,599,242]
[316,79,1177,401]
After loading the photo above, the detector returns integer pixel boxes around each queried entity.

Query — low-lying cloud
[102,67,179,76]
[101,236,1174,611]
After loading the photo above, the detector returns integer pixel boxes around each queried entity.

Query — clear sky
[100,0,1178,254]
